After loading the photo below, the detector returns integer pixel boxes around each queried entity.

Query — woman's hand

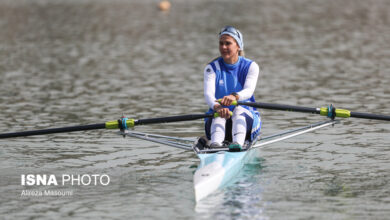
[213,103,231,119]
[217,107,231,119]
[219,94,237,107]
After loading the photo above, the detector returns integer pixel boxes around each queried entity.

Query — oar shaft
[135,114,214,125]
[236,101,390,121]
[0,113,216,139]
[350,111,390,121]
[0,123,106,139]
[237,101,320,114]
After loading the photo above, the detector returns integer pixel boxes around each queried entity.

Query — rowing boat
[193,137,258,202]
[1,101,388,202]
[122,119,338,201]
[194,120,339,201]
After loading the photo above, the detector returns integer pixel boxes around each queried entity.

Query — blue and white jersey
[204,56,260,111]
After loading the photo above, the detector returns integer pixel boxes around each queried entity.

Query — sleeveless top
[207,56,256,111]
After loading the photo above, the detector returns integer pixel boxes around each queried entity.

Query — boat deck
[192,136,253,154]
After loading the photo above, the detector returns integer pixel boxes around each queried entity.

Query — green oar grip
[213,99,235,117]
[105,119,135,129]
[213,112,233,118]
[216,99,239,106]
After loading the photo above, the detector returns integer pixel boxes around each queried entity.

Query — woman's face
[219,35,240,64]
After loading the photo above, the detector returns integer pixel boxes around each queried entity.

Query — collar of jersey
[222,56,241,71]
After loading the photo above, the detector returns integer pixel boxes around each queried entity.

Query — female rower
[204,25,261,151]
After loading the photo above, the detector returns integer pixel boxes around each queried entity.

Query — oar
[0,113,218,139]
[232,101,390,121]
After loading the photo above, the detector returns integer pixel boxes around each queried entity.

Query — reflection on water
[0,0,389,219]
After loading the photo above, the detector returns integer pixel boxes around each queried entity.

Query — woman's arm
[204,65,218,109]
[237,62,259,100]
[205,65,233,118]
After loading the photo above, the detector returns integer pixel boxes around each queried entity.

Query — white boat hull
[194,149,255,202]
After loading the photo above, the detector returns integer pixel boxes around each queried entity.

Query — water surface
[0,0,389,219]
